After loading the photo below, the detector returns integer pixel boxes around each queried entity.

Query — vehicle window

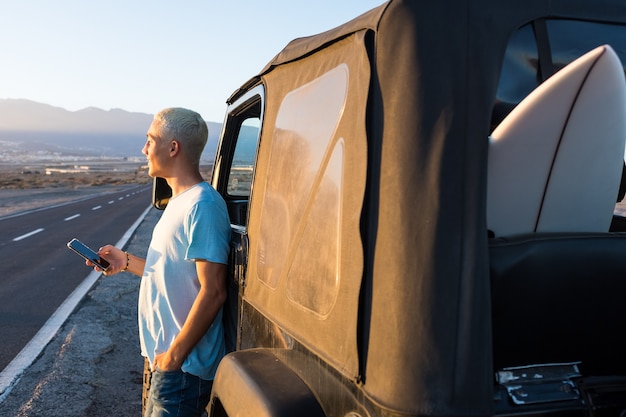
[215,88,263,227]
[546,20,626,73]
[227,117,260,197]
[495,19,626,125]
[494,23,538,109]
[495,18,626,222]
[255,64,349,316]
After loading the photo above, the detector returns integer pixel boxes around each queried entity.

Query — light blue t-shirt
[138,181,231,380]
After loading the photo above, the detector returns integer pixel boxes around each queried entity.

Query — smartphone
[66,238,110,270]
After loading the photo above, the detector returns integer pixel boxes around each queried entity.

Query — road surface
[0,184,151,372]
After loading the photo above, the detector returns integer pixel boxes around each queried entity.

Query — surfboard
[487,44,626,236]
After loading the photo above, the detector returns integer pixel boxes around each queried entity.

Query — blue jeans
[144,367,213,417]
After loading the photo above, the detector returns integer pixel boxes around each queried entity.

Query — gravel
[0,194,162,417]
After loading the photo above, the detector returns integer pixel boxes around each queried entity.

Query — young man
[93,107,231,416]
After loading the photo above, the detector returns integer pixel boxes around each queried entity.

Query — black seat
[490,233,626,376]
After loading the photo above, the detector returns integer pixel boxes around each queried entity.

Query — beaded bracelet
[122,251,130,272]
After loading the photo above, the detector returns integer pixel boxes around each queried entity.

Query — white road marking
[12,228,44,242]
[0,204,153,401]
[108,201,115,204]
[92,205,102,211]
[64,214,81,221]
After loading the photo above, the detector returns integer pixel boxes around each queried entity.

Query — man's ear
[169,140,179,156]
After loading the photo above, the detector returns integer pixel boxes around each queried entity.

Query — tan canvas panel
[246,31,370,379]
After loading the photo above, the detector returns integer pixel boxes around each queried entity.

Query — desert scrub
[0,169,148,189]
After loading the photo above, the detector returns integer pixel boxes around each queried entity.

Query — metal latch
[496,362,582,405]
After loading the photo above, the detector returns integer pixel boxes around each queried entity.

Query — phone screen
[66,238,110,270]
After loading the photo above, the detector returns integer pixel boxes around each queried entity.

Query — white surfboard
[487,44,626,237]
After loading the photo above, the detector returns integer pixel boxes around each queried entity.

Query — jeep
[154,0,626,415]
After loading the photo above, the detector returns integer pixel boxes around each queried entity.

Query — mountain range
[0,99,222,161]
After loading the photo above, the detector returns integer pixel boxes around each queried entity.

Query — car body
[154,0,626,415]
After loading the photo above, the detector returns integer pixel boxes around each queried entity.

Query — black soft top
[233,0,626,414]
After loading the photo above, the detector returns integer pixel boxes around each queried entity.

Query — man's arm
[95,245,146,277]
[124,252,146,276]
[154,260,227,371]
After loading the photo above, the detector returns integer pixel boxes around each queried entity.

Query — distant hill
[0,99,222,160]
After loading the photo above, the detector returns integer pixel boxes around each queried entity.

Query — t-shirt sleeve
[185,199,231,264]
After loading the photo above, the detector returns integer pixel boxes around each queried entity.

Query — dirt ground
[0,187,161,416]
[0,165,150,218]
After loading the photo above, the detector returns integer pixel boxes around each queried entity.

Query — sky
[0,1,384,123]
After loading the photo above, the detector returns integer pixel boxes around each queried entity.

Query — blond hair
[153,107,208,165]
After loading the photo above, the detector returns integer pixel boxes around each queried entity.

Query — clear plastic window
[227,117,260,197]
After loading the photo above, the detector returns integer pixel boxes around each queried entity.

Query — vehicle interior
[488,19,626,408]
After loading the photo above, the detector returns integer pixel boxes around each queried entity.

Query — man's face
[142,120,171,178]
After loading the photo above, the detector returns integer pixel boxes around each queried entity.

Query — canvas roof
[233,0,626,414]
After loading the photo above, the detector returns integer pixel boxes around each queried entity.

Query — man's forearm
[162,286,226,369]
[125,252,146,277]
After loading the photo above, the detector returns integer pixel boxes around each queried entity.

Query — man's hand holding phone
[67,238,110,271]
[67,238,135,276]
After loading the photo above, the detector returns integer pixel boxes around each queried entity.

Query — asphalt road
[0,184,152,372]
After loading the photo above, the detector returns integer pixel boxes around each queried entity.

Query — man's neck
[166,172,204,197]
